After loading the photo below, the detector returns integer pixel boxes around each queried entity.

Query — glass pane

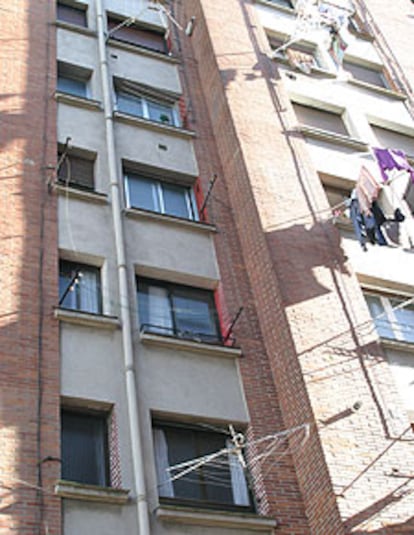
[365,295,395,339]
[162,183,191,219]
[117,92,143,117]
[59,261,101,314]
[172,290,219,341]
[390,299,414,343]
[61,411,108,486]
[161,426,233,505]
[57,75,87,98]
[147,100,174,125]
[138,282,173,335]
[126,175,160,212]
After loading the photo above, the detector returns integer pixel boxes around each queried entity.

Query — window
[57,148,95,190]
[115,80,180,127]
[343,60,388,88]
[371,125,414,158]
[61,409,109,486]
[125,172,198,220]
[107,16,167,54]
[137,278,221,343]
[153,421,252,511]
[57,63,91,98]
[267,0,293,7]
[57,2,87,27]
[270,37,319,72]
[365,293,414,343]
[293,103,349,136]
[59,260,102,314]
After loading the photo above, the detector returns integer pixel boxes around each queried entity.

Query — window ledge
[55,92,102,111]
[107,38,179,64]
[276,58,337,79]
[348,78,407,100]
[55,480,129,505]
[295,125,369,151]
[113,111,195,139]
[124,207,216,233]
[381,337,414,354]
[54,308,120,330]
[54,21,97,37]
[55,184,108,204]
[255,0,294,15]
[140,332,242,358]
[156,505,277,532]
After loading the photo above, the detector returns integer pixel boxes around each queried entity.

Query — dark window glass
[267,0,293,7]
[57,3,87,27]
[137,279,221,343]
[59,260,101,314]
[61,410,109,486]
[107,17,167,53]
[343,61,387,88]
[293,103,349,136]
[125,173,197,220]
[117,92,143,117]
[57,75,87,97]
[58,152,95,190]
[153,423,252,510]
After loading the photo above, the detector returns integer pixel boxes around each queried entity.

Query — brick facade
[0,1,60,533]
[176,0,414,533]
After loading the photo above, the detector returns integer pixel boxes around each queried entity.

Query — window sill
[124,207,216,233]
[140,331,242,358]
[381,337,414,354]
[295,125,369,151]
[255,0,294,15]
[54,20,97,37]
[55,92,102,111]
[348,78,406,100]
[55,184,108,205]
[55,480,129,505]
[156,505,277,532]
[54,308,120,330]
[107,38,179,64]
[113,111,195,139]
[276,58,336,79]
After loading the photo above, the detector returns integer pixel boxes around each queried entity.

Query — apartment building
[0,0,413,534]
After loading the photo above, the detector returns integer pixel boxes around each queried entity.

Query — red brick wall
[175,0,414,533]
[0,1,60,533]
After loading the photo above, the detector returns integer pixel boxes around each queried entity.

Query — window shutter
[372,126,414,157]
[108,19,167,53]
[293,103,348,136]
[57,3,87,27]
[58,153,94,190]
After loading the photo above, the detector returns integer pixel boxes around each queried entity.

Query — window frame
[57,147,95,191]
[153,420,254,512]
[114,81,181,128]
[57,62,92,99]
[61,407,110,487]
[292,102,350,137]
[365,291,414,344]
[107,14,168,54]
[124,171,198,221]
[57,1,88,28]
[137,278,222,344]
[343,59,389,89]
[59,259,102,315]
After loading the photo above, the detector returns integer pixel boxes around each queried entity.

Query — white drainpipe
[95,1,150,533]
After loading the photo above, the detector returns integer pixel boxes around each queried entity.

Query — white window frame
[116,90,181,127]
[365,292,414,343]
[124,173,199,221]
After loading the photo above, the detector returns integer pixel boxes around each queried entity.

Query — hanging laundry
[373,147,414,183]
[355,166,381,215]
[286,48,315,74]
[328,26,348,68]
[347,190,387,251]
[404,179,414,214]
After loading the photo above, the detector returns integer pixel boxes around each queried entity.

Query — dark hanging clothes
[348,196,387,250]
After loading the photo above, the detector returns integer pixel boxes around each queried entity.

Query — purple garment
[373,147,414,183]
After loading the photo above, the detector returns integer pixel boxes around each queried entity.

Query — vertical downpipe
[95,1,150,533]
